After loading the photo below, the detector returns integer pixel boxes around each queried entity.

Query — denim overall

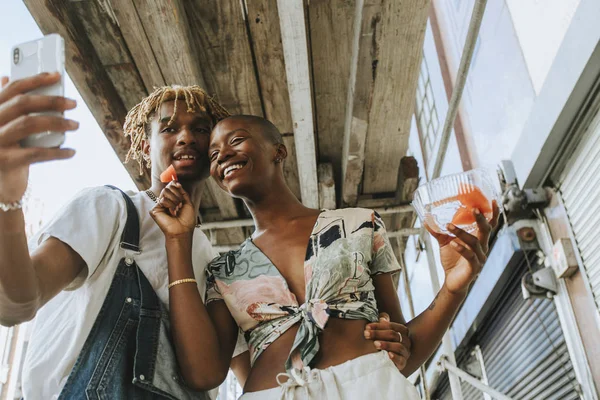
[58,187,209,400]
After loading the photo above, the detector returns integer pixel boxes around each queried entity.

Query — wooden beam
[70,0,147,111]
[389,156,420,261]
[184,0,262,115]
[341,0,383,206]
[132,0,247,244]
[244,0,302,199]
[309,1,355,189]
[110,0,166,91]
[318,163,336,210]
[131,0,203,86]
[23,0,150,189]
[277,0,319,209]
[362,0,430,193]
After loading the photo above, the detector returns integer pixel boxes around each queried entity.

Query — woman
[151,115,499,399]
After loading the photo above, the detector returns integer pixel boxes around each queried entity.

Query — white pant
[239,351,421,400]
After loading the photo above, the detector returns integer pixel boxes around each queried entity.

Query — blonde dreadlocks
[123,85,230,174]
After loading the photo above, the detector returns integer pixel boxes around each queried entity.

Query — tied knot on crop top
[205,208,401,373]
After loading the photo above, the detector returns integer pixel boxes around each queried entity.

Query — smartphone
[10,34,66,148]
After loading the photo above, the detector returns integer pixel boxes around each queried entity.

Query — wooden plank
[23,0,150,189]
[110,0,167,91]
[390,156,419,254]
[277,0,319,209]
[244,0,301,199]
[309,0,355,188]
[341,0,383,206]
[132,0,246,243]
[71,0,148,111]
[282,134,302,199]
[184,0,262,115]
[318,163,336,210]
[132,0,204,86]
[362,0,430,193]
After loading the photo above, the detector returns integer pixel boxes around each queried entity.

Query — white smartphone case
[10,34,66,148]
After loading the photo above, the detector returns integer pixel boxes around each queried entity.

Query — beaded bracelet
[0,199,23,212]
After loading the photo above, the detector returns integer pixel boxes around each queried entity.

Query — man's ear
[142,139,150,158]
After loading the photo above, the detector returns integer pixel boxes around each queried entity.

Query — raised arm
[368,202,500,376]
[0,73,83,326]
[150,182,238,390]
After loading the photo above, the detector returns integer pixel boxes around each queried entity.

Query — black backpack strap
[104,185,141,254]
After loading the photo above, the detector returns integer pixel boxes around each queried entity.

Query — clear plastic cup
[412,169,499,236]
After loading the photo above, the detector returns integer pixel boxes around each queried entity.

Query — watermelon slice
[160,164,178,183]
[450,185,492,226]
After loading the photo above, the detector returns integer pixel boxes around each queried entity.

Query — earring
[275,157,282,163]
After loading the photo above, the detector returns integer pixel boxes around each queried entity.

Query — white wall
[506,0,582,94]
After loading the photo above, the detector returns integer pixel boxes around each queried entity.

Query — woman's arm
[368,202,500,376]
[151,182,238,390]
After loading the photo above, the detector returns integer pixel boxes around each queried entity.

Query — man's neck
[147,179,205,210]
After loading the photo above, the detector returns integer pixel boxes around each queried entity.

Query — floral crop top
[205,208,401,373]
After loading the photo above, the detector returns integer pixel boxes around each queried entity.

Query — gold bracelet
[168,278,197,289]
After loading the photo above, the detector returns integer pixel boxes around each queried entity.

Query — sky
[1,1,137,231]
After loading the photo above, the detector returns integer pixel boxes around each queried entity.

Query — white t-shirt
[21,187,222,399]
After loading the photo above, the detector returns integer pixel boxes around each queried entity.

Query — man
[0,73,411,399]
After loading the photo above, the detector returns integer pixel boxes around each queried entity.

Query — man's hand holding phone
[0,72,78,206]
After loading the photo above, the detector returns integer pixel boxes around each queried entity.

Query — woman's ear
[275,143,288,163]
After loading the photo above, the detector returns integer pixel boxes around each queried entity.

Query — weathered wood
[390,156,420,255]
[132,0,247,243]
[184,0,262,115]
[71,0,148,111]
[277,0,319,209]
[132,0,204,86]
[309,0,355,188]
[244,0,301,199]
[110,0,167,91]
[282,134,302,199]
[362,0,430,193]
[318,163,336,210]
[23,0,150,189]
[244,0,292,131]
[341,0,383,206]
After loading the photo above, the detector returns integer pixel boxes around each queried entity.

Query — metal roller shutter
[433,253,580,400]
[559,106,600,313]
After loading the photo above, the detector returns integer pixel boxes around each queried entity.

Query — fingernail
[451,241,459,248]
[474,209,480,215]
[65,98,77,108]
[447,223,456,230]
[374,341,381,349]
[389,353,394,359]
[364,331,371,339]
[49,72,60,78]
[67,119,79,129]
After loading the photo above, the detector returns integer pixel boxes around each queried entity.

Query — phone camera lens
[13,48,20,65]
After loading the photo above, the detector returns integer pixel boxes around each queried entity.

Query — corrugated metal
[433,254,580,400]
[560,106,600,312]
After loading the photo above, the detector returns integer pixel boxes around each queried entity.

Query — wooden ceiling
[24,0,430,247]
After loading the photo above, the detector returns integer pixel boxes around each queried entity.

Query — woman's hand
[149,182,196,239]
[426,200,500,295]
[364,313,411,371]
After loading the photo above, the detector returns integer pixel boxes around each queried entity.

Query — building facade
[399,0,600,398]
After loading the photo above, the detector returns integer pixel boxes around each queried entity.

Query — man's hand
[364,312,411,371]
[426,201,500,295]
[0,73,78,203]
